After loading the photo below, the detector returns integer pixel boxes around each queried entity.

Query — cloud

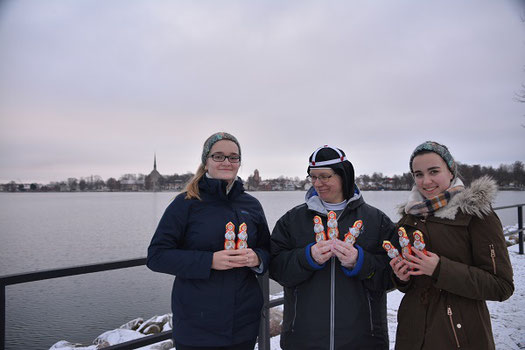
[0,0,524,183]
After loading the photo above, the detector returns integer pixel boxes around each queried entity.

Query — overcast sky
[1,0,524,183]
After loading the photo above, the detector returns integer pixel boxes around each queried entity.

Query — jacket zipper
[447,305,461,348]
[291,288,298,332]
[489,244,497,275]
[366,290,374,335]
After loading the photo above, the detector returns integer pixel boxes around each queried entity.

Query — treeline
[2,161,524,192]
[356,161,525,190]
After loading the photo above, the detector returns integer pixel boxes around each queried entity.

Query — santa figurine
[224,222,236,250]
[236,222,248,249]
[397,227,412,259]
[327,211,339,240]
[412,230,428,255]
[344,220,363,245]
[313,215,327,242]
[382,240,400,260]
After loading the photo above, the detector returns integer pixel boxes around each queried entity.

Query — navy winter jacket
[147,176,271,346]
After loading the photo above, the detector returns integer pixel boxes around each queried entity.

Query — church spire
[154,153,157,171]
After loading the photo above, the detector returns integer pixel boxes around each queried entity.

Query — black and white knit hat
[308,145,355,200]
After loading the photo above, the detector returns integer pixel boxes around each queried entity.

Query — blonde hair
[185,164,207,200]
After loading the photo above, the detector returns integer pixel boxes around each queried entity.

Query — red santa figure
[397,227,412,259]
[313,215,327,242]
[236,223,248,249]
[327,211,339,240]
[382,240,401,260]
[224,221,236,250]
[412,230,428,255]
[344,220,363,245]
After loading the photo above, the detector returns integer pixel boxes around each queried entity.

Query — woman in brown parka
[390,141,514,350]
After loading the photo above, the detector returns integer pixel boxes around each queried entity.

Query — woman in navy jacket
[147,132,271,350]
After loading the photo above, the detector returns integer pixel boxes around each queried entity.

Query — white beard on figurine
[225,230,235,241]
[344,220,363,245]
[399,235,410,248]
[413,239,425,251]
[382,241,400,260]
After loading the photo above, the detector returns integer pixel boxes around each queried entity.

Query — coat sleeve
[269,211,322,288]
[250,201,271,275]
[351,211,397,292]
[146,195,214,280]
[434,211,514,301]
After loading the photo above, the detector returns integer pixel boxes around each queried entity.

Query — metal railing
[1,203,523,350]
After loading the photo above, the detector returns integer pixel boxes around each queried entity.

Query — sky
[1,0,524,184]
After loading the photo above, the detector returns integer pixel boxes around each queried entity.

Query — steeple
[154,153,157,171]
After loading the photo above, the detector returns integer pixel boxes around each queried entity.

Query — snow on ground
[50,242,525,350]
[385,244,525,349]
[260,243,525,350]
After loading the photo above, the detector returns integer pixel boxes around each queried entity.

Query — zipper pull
[489,244,497,275]
[447,306,452,316]
[489,244,496,258]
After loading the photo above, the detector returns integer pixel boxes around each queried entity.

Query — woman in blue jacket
[147,132,271,350]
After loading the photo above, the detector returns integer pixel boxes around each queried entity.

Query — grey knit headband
[201,132,241,164]
[409,141,456,176]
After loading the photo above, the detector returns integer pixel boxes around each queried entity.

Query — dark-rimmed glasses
[209,153,241,163]
[307,174,335,184]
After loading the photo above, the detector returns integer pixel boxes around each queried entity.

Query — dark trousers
[174,338,257,350]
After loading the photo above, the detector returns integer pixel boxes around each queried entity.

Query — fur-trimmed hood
[398,176,498,220]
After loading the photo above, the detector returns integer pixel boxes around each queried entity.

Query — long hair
[185,164,206,200]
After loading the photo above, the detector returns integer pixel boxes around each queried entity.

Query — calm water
[0,191,523,349]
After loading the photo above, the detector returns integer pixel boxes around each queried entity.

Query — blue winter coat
[147,176,271,346]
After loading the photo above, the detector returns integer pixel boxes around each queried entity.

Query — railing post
[518,205,523,255]
[1,284,5,350]
[257,272,270,350]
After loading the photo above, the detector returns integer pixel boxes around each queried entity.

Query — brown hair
[185,164,207,200]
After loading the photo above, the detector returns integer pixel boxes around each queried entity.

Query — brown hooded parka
[393,177,514,350]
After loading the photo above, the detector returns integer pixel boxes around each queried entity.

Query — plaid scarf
[405,178,465,217]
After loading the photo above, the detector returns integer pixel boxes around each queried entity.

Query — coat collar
[398,176,497,220]
[305,185,363,215]
[199,176,244,200]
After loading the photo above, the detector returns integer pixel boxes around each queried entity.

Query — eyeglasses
[307,173,335,184]
[209,153,241,163]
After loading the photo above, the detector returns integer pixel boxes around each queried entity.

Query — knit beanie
[409,141,457,177]
[201,132,241,165]
[307,145,355,200]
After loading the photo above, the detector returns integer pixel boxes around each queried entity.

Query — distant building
[146,154,163,191]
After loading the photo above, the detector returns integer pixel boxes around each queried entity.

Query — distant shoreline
[1,188,524,193]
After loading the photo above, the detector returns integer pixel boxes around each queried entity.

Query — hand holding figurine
[406,248,440,277]
[390,255,411,282]
[212,248,260,270]
[311,240,333,265]
[332,239,358,268]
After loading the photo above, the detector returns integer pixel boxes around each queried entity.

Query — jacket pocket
[282,287,298,333]
[365,289,375,336]
[291,287,298,332]
[446,304,466,348]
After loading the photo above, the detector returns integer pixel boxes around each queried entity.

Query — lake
[1,190,523,349]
